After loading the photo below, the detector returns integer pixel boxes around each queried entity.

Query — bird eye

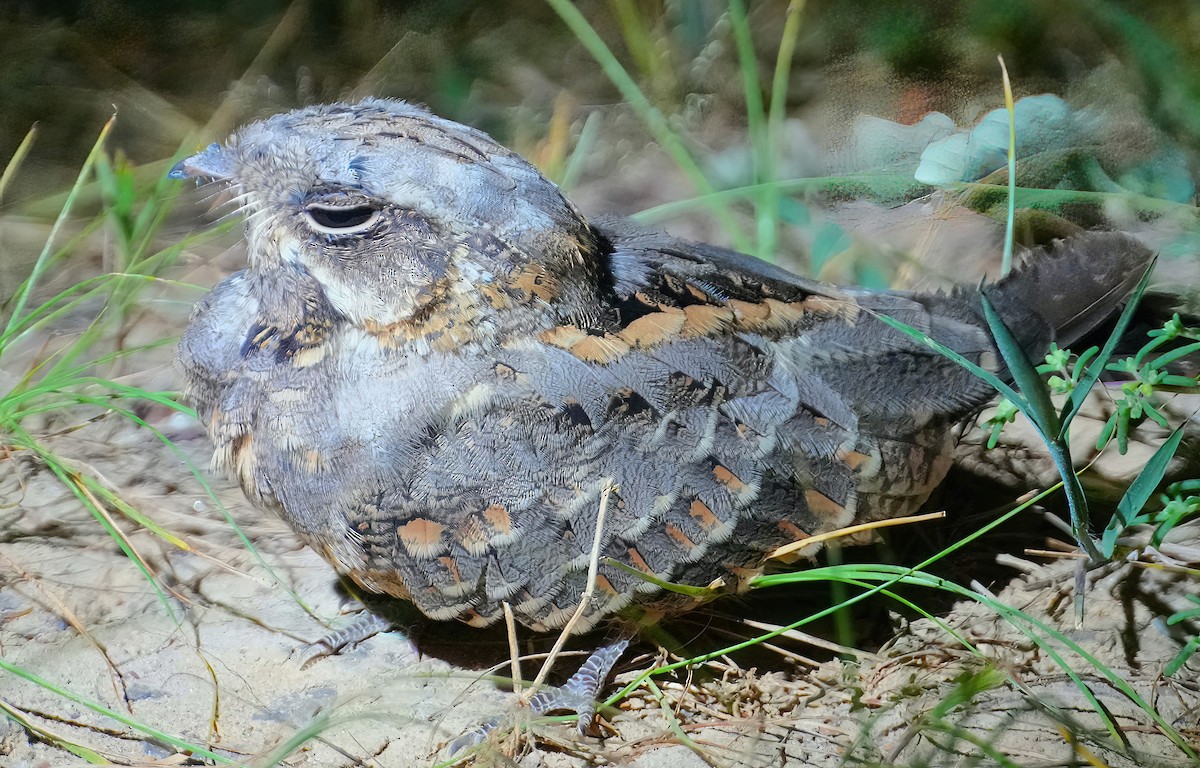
[304,203,381,235]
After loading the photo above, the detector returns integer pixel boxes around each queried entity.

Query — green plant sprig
[980,310,1199,564]
[1097,314,1200,454]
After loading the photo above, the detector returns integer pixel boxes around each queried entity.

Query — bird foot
[448,637,631,755]
[293,610,395,669]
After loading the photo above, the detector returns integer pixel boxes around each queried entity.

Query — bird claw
[293,611,395,669]
[532,637,630,734]
[448,637,631,755]
[447,717,501,756]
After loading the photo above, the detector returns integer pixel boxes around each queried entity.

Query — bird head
[172,99,604,335]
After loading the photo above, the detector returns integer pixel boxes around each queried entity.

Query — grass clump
[0,118,252,765]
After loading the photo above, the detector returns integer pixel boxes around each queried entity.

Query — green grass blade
[1059,259,1156,433]
[1101,427,1184,557]
[727,0,770,260]
[762,565,1194,756]
[52,386,321,617]
[635,173,929,222]
[0,268,132,351]
[82,476,191,551]
[606,486,1058,706]
[28,442,182,626]
[605,557,717,598]
[980,291,1059,437]
[874,310,1030,413]
[0,125,37,202]
[0,699,107,763]
[998,57,1017,277]
[607,0,661,86]
[634,174,1199,230]
[543,0,752,252]
[1046,443,1101,561]
[0,658,232,763]
[4,116,114,338]
[768,2,804,140]
[758,0,806,266]
[560,109,601,192]
[974,584,1194,756]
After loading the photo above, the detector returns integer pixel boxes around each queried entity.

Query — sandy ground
[2,404,1198,767]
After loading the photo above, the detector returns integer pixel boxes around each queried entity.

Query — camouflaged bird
[173,98,1152,643]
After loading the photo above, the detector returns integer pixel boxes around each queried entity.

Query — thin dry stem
[503,601,523,697]
[1024,548,1088,560]
[769,510,945,560]
[740,619,879,662]
[994,553,1042,573]
[73,476,190,606]
[523,481,616,701]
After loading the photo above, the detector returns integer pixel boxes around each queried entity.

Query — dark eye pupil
[307,205,377,229]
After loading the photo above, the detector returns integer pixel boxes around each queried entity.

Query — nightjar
[171,98,1152,736]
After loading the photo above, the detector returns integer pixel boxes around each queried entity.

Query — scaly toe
[293,611,395,669]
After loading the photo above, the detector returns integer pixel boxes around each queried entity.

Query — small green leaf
[984,397,1020,449]
[1097,415,1119,453]
[1047,374,1072,394]
[1166,479,1200,495]
[1070,345,1099,381]
[1150,340,1200,371]
[1143,401,1171,429]
[1043,343,1071,370]
[1164,636,1200,677]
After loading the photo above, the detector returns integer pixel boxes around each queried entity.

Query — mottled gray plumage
[174,98,1152,636]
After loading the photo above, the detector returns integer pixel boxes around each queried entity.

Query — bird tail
[972,231,1156,358]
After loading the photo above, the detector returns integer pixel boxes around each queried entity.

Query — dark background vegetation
[4,0,1200,208]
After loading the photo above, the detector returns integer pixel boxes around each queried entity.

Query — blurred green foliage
[3,0,1200,199]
